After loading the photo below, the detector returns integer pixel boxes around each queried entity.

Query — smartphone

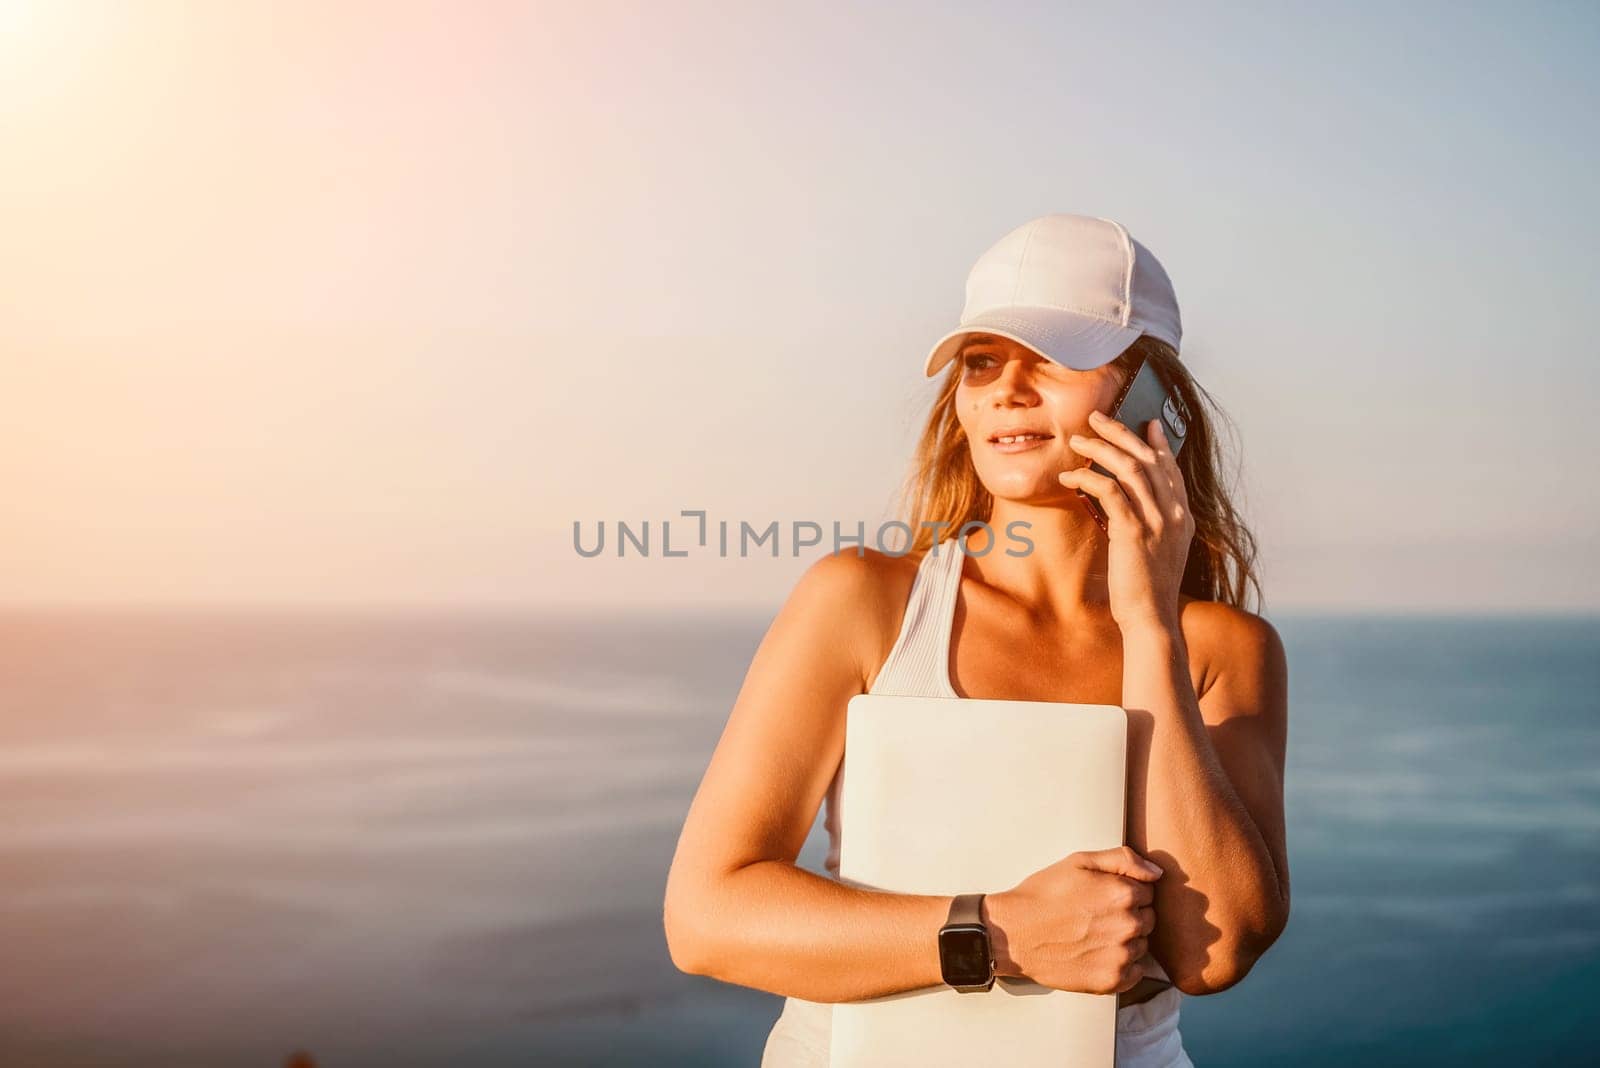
[1075,354,1192,533]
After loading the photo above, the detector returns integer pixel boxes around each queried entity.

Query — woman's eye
[962,353,995,371]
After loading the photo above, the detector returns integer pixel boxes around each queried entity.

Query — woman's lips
[989,434,1054,454]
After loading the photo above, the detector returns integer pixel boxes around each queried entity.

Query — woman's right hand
[984,845,1163,994]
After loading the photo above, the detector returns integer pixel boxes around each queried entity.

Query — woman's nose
[991,360,1040,401]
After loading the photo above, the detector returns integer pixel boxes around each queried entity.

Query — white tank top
[818,535,1172,986]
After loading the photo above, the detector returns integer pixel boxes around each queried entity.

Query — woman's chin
[980,476,1078,506]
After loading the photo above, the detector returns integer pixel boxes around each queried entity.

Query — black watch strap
[947,892,984,927]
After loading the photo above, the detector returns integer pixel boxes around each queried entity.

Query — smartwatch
[938,893,996,992]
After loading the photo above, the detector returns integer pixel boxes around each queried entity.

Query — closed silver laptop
[830,692,1128,1068]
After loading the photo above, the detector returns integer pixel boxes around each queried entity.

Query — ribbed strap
[869,539,961,698]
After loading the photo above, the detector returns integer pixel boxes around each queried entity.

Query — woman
[663,214,1290,1067]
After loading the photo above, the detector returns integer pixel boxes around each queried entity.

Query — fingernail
[1147,862,1164,877]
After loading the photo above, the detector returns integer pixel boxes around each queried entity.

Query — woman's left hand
[1058,409,1194,632]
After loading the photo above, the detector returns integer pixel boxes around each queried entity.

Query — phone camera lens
[1162,398,1187,438]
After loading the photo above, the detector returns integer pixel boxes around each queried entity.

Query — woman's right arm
[662,549,957,1004]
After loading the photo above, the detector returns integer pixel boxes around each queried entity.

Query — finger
[1089,409,1162,465]
[1135,904,1157,935]
[1084,413,1176,518]
[1076,845,1164,881]
[1126,879,1157,907]
[1057,465,1143,531]
[1066,434,1163,526]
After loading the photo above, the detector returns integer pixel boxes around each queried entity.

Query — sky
[2,0,1597,614]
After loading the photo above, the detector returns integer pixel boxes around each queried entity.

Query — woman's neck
[957,501,1112,625]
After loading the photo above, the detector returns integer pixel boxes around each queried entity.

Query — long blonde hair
[891,335,1265,612]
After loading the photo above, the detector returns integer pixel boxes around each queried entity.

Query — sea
[0,609,1595,1067]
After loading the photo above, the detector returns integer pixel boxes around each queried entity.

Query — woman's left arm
[1061,409,1290,996]
[1122,611,1290,996]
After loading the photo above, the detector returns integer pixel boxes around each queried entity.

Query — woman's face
[953,333,1129,505]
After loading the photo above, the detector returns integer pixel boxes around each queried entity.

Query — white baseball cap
[923,213,1182,377]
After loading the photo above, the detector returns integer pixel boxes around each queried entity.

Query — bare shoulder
[790,545,917,613]
[1177,596,1289,724]
[791,546,922,690]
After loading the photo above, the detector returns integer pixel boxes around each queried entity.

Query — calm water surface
[0,610,1594,1066]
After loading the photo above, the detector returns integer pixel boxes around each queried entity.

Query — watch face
[938,925,991,986]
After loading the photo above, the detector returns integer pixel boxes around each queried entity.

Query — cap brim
[923,307,1142,378]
